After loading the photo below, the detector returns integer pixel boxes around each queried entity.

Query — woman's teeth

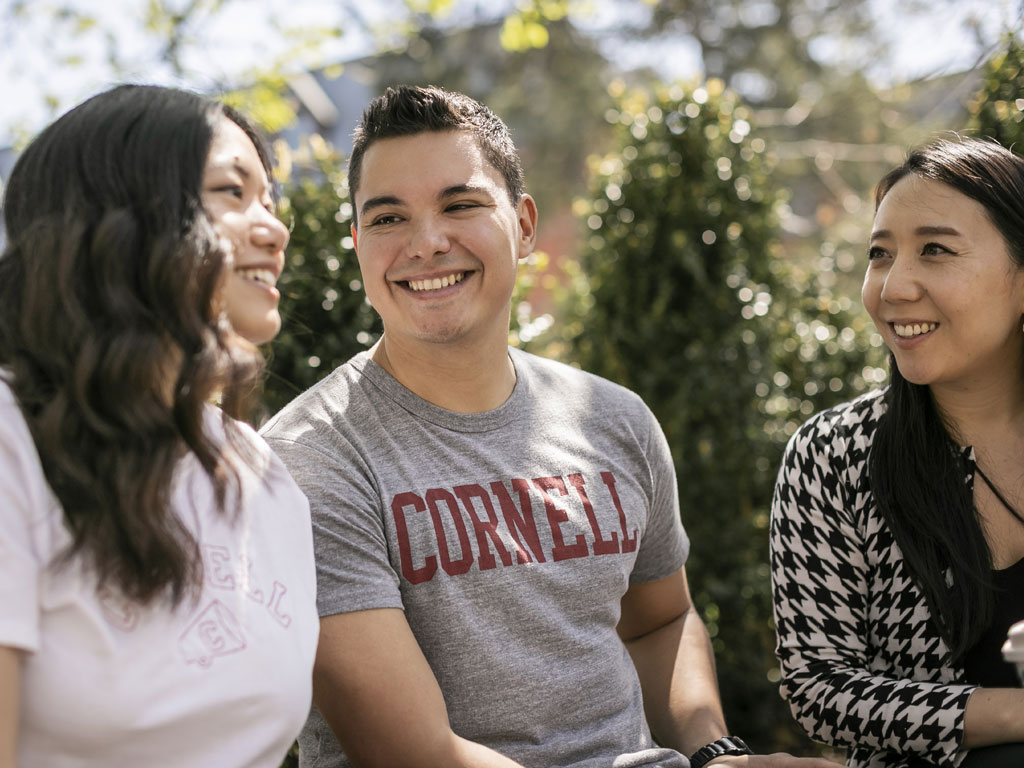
[893,322,937,338]
[407,272,465,292]
[236,268,276,287]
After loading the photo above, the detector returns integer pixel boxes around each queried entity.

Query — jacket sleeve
[770,408,974,768]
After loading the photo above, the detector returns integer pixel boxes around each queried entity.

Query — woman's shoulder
[0,369,17,405]
[188,407,309,515]
[785,387,888,464]
[0,372,36,453]
[0,371,62,529]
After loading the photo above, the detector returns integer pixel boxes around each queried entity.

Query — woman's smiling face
[862,173,1024,393]
[202,118,289,346]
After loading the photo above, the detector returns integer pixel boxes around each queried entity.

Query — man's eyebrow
[870,225,963,240]
[360,195,403,218]
[439,183,492,199]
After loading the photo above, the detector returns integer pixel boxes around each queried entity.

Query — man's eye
[447,203,479,212]
[371,214,401,226]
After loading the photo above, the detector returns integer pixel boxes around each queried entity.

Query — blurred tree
[0,0,557,146]
[562,78,876,753]
[0,0,352,144]
[968,32,1024,147]
[598,0,988,328]
[639,0,875,107]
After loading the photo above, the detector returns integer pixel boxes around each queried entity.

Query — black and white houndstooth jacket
[770,388,975,768]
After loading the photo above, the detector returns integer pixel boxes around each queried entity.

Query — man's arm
[618,565,726,755]
[314,608,526,768]
[619,566,838,766]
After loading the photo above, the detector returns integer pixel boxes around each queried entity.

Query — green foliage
[221,77,300,134]
[564,79,876,752]
[499,0,571,51]
[261,137,381,419]
[968,33,1024,148]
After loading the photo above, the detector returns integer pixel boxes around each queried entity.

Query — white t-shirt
[0,379,319,767]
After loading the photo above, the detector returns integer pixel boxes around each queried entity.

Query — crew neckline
[349,347,528,434]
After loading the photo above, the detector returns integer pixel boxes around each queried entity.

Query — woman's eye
[867,246,887,260]
[214,184,244,199]
[922,242,953,256]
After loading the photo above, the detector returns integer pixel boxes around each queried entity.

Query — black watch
[689,736,753,768]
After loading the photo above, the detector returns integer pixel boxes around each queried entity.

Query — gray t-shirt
[262,348,690,768]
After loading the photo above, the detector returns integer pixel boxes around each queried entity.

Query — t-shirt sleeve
[263,430,404,618]
[629,406,689,583]
[0,390,44,652]
[770,412,974,768]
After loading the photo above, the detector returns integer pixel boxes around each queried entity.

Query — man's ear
[516,194,538,259]
[351,223,359,252]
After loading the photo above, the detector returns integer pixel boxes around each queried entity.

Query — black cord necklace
[975,464,1024,525]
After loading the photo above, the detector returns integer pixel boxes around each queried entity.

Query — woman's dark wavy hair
[0,84,274,606]
[869,136,1024,661]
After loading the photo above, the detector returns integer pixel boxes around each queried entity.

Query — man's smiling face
[352,130,536,351]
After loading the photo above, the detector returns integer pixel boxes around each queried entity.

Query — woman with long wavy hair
[0,84,317,767]
[771,137,1024,768]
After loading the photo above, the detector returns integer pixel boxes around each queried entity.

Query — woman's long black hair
[869,137,1024,661]
[0,84,275,606]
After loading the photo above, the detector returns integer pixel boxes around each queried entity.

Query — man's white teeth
[893,322,937,338]
[236,268,276,287]
[408,272,465,292]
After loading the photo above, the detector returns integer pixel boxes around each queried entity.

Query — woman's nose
[879,255,922,303]
[251,205,290,253]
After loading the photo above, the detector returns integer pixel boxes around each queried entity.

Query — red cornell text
[391,471,639,585]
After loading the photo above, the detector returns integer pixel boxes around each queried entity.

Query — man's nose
[407,215,451,259]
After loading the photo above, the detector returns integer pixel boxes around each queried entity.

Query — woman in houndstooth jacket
[771,137,1024,768]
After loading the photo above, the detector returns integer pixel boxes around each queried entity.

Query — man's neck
[370,334,517,414]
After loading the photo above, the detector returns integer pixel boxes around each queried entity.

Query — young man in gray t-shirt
[262,85,834,768]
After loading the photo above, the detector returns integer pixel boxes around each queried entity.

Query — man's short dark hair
[348,85,525,209]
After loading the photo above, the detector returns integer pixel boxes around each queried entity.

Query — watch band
[688,736,753,768]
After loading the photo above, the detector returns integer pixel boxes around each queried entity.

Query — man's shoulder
[512,349,649,414]
[260,351,373,442]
